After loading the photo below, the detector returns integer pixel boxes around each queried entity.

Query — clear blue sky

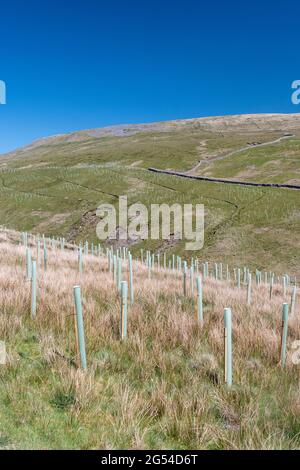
[0,0,299,153]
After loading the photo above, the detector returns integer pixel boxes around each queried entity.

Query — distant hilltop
[2,113,300,157]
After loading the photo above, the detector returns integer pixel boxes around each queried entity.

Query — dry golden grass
[0,228,299,450]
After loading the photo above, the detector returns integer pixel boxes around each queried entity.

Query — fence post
[196,276,203,324]
[195,258,199,275]
[291,286,296,317]
[31,260,37,317]
[280,303,289,368]
[43,244,48,271]
[37,239,41,265]
[190,265,194,296]
[183,261,187,296]
[78,247,83,274]
[214,263,218,280]
[120,281,128,340]
[283,276,287,298]
[108,252,112,274]
[73,286,87,370]
[247,273,252,305]
[26,247,32,280]
[129,253,134,305]
[113,255,117,282]
[269,275,274,300]
[205,261,209,278]
[237,268,241,289]
[148,256,151,279]
[224,308,232,387]
[117,257,122,291]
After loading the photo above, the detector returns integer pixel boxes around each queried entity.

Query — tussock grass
[0,229,299,449]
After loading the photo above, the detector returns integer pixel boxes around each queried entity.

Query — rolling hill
[0,113,299,276]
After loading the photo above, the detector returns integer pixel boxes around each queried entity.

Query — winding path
[149,134,300,190]
[184,134,295,175]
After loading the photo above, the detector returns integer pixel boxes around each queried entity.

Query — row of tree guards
[19,230,297,387]
[71,285,290,385]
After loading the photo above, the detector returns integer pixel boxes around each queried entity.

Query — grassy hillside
[0,114,299,276]
[0,229,299,450]
[201,137,300,184]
